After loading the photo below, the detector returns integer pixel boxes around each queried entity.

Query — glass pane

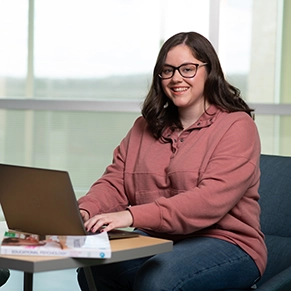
[0,0,28,97]
[219,0,253,99]
[0,110,140,197]
[255,115,291,156]
[1,110,290,195]
[219,0,285,104]
[33,0,209,99]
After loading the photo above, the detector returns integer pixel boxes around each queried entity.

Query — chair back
[257,154,291,287]
[259,154,291,236]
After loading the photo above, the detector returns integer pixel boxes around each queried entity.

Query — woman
[77,31,267,290]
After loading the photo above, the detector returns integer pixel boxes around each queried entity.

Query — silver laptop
[0,163,138,239]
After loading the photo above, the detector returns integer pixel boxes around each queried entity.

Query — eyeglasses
[158,62,208,79]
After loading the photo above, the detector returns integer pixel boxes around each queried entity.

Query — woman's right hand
[80,209,90,222]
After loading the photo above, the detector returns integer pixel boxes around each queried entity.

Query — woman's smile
[171,86,189,93]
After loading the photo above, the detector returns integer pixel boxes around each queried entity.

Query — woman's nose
[171,69,183,81]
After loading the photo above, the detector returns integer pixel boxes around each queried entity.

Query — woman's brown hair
[142,31,253,139]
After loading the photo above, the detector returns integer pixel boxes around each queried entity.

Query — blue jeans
[77,234,260,291]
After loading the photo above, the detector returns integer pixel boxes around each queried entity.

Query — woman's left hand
[84,210,133,233]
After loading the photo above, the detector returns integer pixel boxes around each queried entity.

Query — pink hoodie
[78,105,267,275]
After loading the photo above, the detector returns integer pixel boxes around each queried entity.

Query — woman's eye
[163,68,173,74]
[182,66,194,73]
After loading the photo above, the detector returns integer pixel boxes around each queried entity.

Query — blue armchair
[233,154,291,291]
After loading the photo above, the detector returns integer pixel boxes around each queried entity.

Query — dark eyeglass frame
[158,62,208,79]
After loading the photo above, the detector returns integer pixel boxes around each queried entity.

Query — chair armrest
[257,266,291,291]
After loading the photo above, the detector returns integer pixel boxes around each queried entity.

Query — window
[0,0,290,204]
[0,1,28,96]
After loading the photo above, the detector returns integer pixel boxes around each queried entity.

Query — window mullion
[26,0,34,98]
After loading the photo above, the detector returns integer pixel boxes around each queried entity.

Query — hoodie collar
[162,104,221,140]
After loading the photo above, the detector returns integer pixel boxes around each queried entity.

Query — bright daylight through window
[0,0,290,204]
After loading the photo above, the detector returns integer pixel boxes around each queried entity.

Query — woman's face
[160,44,208,113]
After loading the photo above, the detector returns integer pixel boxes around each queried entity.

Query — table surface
[0,221,173,273]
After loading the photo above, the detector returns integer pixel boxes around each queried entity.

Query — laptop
[0,163,138,240]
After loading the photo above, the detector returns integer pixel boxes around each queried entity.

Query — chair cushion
[257,235,291,286]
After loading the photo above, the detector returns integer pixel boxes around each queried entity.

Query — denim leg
[77,256,150,291]
[77,236,260,291]
[134,237,260,291]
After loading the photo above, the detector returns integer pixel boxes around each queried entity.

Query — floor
[1,269,80,291]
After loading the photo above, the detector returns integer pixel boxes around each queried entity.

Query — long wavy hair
[141,31,254,139]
